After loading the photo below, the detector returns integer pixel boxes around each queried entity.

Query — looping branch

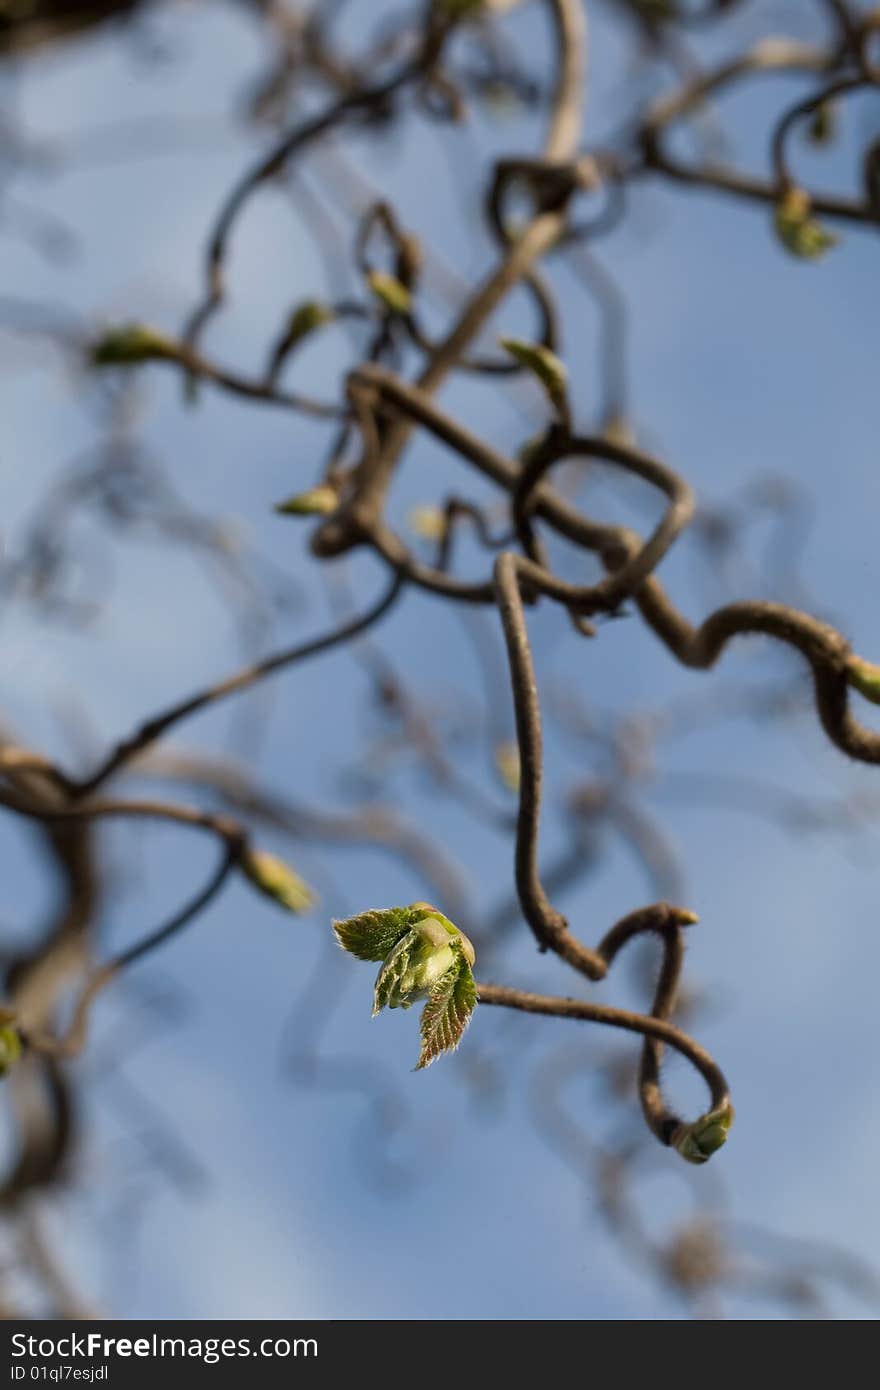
[5,0,880,1192]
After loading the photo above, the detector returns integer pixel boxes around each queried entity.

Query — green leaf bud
[274,485,338,517]
[0,1023,21,1077]
[366,271,412,316]
[240,849,316,915]
[90,323,180,367]
[773,187,838,260]
[671,1102,734,1165]
[847,656,880,706]
[499,337,568,412]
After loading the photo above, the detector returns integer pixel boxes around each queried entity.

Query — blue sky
[1,0,879,1319]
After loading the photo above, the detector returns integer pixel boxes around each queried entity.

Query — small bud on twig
[240,849,316,914]
[773,186,838,260]
[499,337,569,415]
[274,485,339,517]
[366,270,413,316]
[0,1020,22,1077]
[285,300,334,346]
[90,323,180,367]
[494,740,521,792]
[847,657,880,706]
[408,505,447,541]
[670,1101,734,1164]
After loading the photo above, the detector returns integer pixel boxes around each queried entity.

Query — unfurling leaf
[847,657,880,705]
[670,1102,734,1165]
[410,906,475,967]
[373,928,454,1014]
[773,186,838,260]
[366,270,412,316]
[335,902,477,1067]
[373,916,458,1013]
[333,906,415,962]
[90,323,180,367]
[499,337,568,412]
[417,957,477,1069]
[240,849,315,914]
[0,1022,21,1077]
[274,485,338,517]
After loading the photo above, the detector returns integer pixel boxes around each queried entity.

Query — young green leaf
[336,903,478,1066]
[416,953,477,1069]
[333,906,415,962]
[373,921,459,1014]
[409,907,476,965]
[373,929,422,1013]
